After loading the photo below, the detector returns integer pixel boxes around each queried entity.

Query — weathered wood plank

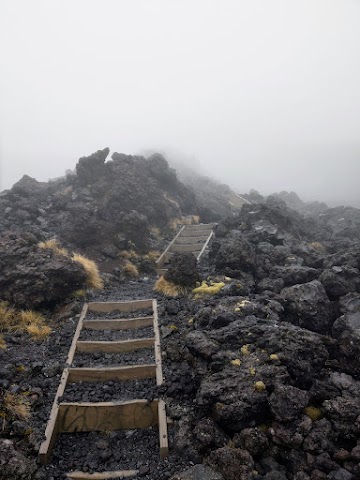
[158,400,169,459]
[58,400,159,433]
[66,303,88,366]
[169,244,203,253]
[38,369,69,464]
[196,231,214,261]
[66,470,138,480]
[76,337,155,354]
[180,229,213,237]
[156,268,168,277]
[68,364,157,383]
[87,299,153,313]
[156,226,185,268]
[162,252,174,264]
[152,300,163,386]
[174,235,209,244]
[83,316,154,331]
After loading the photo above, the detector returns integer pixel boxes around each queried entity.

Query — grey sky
[1,0,360,206]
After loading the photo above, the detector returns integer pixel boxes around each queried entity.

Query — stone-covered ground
[2,153,360,479]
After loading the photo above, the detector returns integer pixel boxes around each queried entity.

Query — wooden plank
[58,400,159,432]
[156,268,168,277]
[76,337,155,354]
[180,229,212,237]
[87,299,153,313]
[83,316,154,331]
[38,368,69,464]
[68,364,157,383]
[163,252,174,264]
[66,303,88,366]
[182,223,215,231]
[196,230,214,261]
[152,300,163,386]
[169,243,203,253]
[158,400,169,459]
[156,225,185,268]
[174,235,209,244]
[66,471,138,480]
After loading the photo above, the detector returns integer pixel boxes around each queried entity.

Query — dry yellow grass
[0,304,51,340]
[72,253,103,289]
[123,261,139,278]
[25,324,52,339]
[154,276,188,297]
[309,242,326,254]
[150,227,161,238]
[18,310,45,327]
[119,249,139,260]
[18,310,52,339]
[38,238,68,256]
[0,301,16,332]
[1,391,31,422]
[0,335,6,350]
[145,250,160,262]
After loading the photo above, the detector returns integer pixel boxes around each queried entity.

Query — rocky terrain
[1,151,360,479]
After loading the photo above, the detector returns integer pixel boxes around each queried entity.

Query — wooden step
[66,470,138,480]
[76,337,155,354]
[87,299,153,314]
[174,235,209,244]
[83,316,154,330]
[180,229,212,237]
[58,400,159,433]
[67,364,157,383]
[39,298,168,466]
[169,243,203,253]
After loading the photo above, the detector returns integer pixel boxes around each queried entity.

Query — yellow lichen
[254,381,266,392]
[249,367,256,375]
[192,281,225,296]
[269,354,279,361]
[303,406,322,421]
[230,359,241,366]
[241,344,250,356]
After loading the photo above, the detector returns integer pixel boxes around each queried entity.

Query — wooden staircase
[156,223,215,276]
[39,299,168,479]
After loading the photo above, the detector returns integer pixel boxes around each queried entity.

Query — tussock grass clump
[123,261,139,278]
[309,242,326,254]
[18,310,52,339]
[0,305,51,340]
[38,238,68,256]
[119,249,139,260]
[0,301,16,332]
[0,335,6,350]
[72,253,103,289]
[144,250,160,262]
[154,276,188,297]
[1,390,31,424]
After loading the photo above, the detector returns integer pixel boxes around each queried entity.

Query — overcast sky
[1,0,360,206]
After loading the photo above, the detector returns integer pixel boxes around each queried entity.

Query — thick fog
[1,0,360,206]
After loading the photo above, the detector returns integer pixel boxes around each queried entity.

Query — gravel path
[62,378,159,402]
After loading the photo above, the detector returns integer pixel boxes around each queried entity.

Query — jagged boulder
[281,280,334,334]
[165,253,200,286]
[0,230,87,309]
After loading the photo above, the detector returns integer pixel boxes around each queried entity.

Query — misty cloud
[1,0,359,206]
